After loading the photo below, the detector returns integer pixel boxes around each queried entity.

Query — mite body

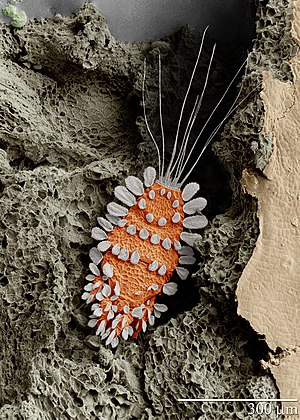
[82,27,247,347]
[82,172,207,348]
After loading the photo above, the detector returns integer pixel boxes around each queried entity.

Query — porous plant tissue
[0,2,290,419]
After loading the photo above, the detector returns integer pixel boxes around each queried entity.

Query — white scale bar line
[178,399,298,402]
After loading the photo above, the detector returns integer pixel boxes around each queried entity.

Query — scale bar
[178,399,298,402]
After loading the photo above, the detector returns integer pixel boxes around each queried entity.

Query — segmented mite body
[82,27,248,347]
[82,172,207,347]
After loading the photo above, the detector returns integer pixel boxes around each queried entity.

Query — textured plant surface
[0,2,294,419]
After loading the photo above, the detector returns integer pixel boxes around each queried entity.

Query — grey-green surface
[0,0,254,43]
[0,2,295,419]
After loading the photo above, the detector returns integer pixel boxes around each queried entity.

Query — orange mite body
[82,168,208,348]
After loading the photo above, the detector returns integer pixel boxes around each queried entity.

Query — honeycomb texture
[0,2,292,419]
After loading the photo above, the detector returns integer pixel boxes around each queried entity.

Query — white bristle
[123,305,130,314]
[148,260,159,271]
[114,185,136,206]
[89,263,100,276]
[178,246,194,256]
[93,281,101,290]
[138,198,146,209]
[93,307,103,317]
[114,281,120,296]
[105,214,120,225]
[95,292,104,301]
[125,175,144,196]
[91,303,99,311]
[107,202,128,217]
[172,213,181,223]
[102,329,111,340]
[139,228,149,240]
[130,250,140,264]
[111,337,119,348]
[147,283,159,291]
[89,247,103,265]
[106,330,116,346]
[176,266,189,280]
[126,224,137,235]
[146,213,154,223]
[172,199,179,208]
[96,320,106,335]
[128,326,134,337]
[181,183,200,201]
[148,190,155,199]
[179,255,196,265]
[84,283,94,291]
[154,303,168,312]
[107,310,115,320]
[91,227,107,241]
[122,317,128,329]
[158,217,167,226]
[173,240,181,251]
[132,306,144,319]
[162,237,171,250]
[180,232,202,246]
[144,167,156,187]
[81,292,91,301]
[97,241,111,252]
[88,318,98,328]
[97,217,113,232]
[183,197,207,214]
[102,283,111,297]
[112,314,122,329]
[154,309,161,318]
[102,262,113,278]
[122,328,129,340]
[183,215,208,229]
[162,282,178,296]
[118,248,129,261]
[142,320,147,332]
[150,234,160,244]
[112,244,121,255]
[158,265,167,275]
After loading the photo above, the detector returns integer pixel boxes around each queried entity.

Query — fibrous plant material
[237,0,300,414]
